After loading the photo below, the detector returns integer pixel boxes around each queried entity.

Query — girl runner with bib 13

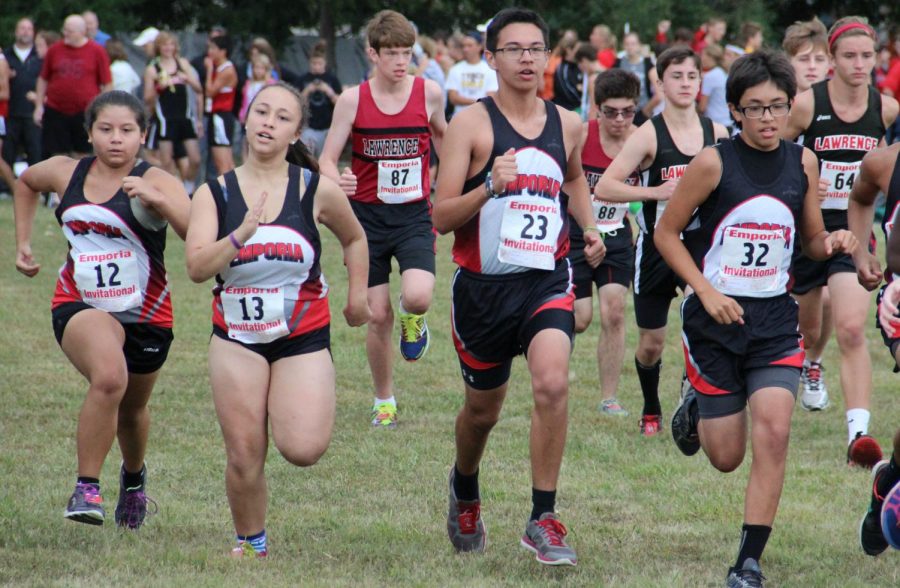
[185,82,370,557]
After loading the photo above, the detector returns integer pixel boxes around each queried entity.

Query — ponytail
[287,139,319,172]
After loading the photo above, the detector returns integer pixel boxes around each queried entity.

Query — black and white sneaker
[671,376,700,456]
[726,558,765,588]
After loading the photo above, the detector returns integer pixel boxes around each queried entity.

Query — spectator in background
[724,44,746,71]
[700,43,730,126]
[106,40,141,95]
[542,29,577,100]
[34,30,59,61]
[144,31,204,192]
[0,47,16,193]
[693,17,726,55]
[575,43,603,119]
[82,10,110,47]
[741,22,764,53]
[415,36,446,98]
[672,27,694,48]
[445,31,497,117]
[297,42,342,158]
[590,24,617,69]
[552,35,581,110]
[239,54,275,125]
[3,17,42,176]
[33,14,112,159]
[133,27,159,61]
[615,31,659,125]
[203,34,237,174]
[655,20,671,52]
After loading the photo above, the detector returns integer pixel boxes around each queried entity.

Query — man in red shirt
[33,14,111,158]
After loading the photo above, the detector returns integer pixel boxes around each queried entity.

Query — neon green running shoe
[399,311,430,361]
[371,401,398,429]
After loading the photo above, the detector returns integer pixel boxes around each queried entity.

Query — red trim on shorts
[770,349,805,368]
[451,327,502,370]
[683,343,730,396]
[530,291,575,318]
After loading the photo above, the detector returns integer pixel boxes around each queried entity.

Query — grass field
[0,197,898,587]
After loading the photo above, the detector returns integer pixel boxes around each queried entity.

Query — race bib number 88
[592,199,627,232]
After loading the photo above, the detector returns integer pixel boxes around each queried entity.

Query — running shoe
[671,380,701,456]
[882,478,900,550]
[639,414,662,437]
[399,311,430,361]
[114,465,158,530]
[847,432,883,469]
[860,460,890,556]
[599,397,629,416]
[446,469,486,553]
[726,558,765,588]
[230,541,268,559]
[64,482,105,525]
[371,401,398,429]
[520,512,576,566]
[800,361,829,411]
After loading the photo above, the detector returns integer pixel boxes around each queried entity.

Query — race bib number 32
[498,196,563,270]
[73,249,143,312]
[221,286,290,344]
[377,157,423,204]
[718,227,785,293]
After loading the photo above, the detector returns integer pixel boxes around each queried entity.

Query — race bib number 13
[221,286,290,344]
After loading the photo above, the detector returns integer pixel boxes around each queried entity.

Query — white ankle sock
[847,409,870,442]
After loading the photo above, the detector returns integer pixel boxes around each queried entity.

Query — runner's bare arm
[125,167,192,240]
[883,95,900,129]
[656,148,743,325]
[425,79,447,157]
[782,88,814,141]
[595,122,663,202]
[313,175,370,327]
[799,148,857,260]
[14,157,78,276]
[849,148,892,289]
[433,107,493,234]
[184,183,265,283]
[319,87,359,188]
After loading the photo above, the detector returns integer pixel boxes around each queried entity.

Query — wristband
[583,226,601,234]
[228,232,243,249]
[485,171,500,198]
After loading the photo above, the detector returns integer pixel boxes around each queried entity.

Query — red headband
[828,23,875,51]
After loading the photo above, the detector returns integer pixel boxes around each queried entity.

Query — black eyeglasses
[493,46,550,59]
[735,103,791,119]
[600,107,636,120]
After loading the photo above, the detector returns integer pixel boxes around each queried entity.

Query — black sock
[77,476,100,487]
[530,488,556,521]
[735,524,771,569]
[635,357,662,416]
[122,465,145,490]
[453,465,479,502]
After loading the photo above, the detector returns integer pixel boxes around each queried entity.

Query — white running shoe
[800,360,829,411]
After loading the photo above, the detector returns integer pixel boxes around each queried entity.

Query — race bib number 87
[377,158,423,204]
